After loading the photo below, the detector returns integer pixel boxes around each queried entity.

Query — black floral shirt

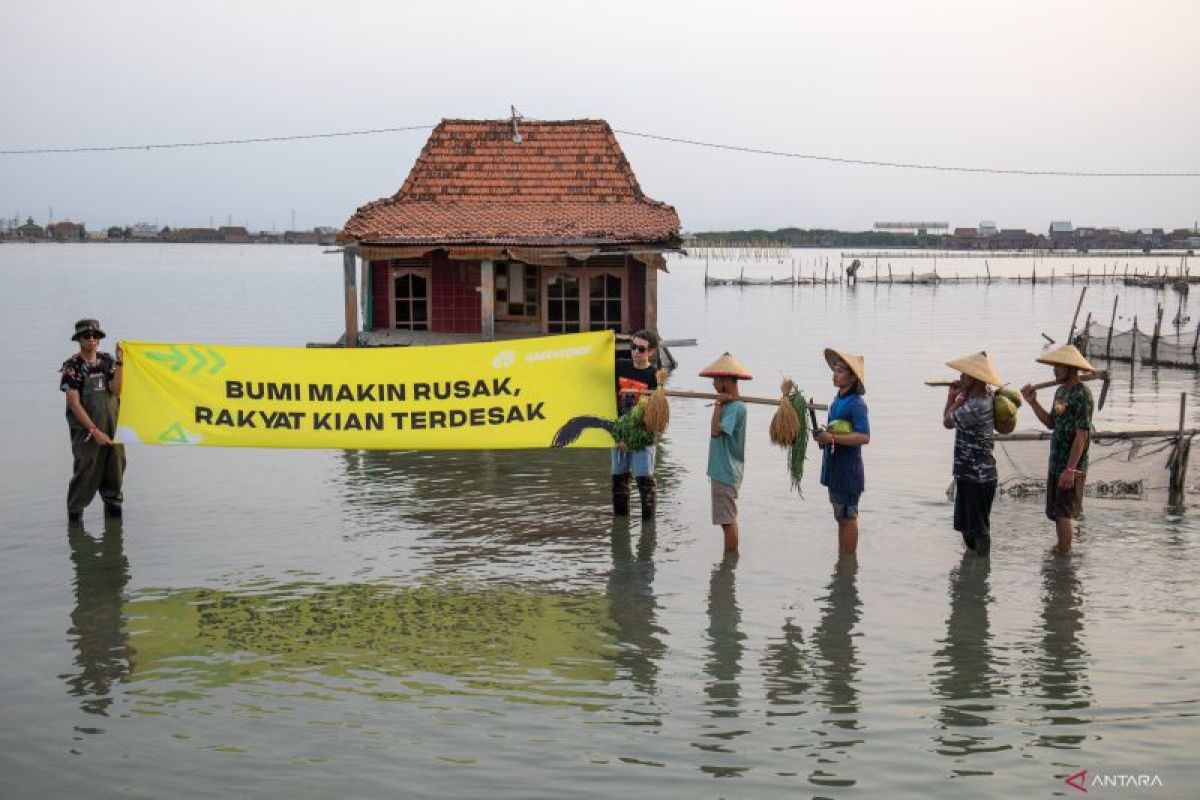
[59,352,117,394]
[1049,383,1094,475]
[950,395,996,483]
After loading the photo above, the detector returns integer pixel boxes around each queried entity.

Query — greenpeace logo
[1065,769,1164,792]
[524,345,594,363]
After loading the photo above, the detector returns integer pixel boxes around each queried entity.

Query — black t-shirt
[60,352,116,394]
[616,360,658,414]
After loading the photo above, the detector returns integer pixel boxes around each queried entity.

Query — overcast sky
[3,0,1197,233]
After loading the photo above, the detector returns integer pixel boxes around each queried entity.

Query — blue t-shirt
[820,392,870,494]
[707,400,747,487]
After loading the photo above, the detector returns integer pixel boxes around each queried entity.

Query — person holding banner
[612,330,660,519]
[700,353,750,553]
[59,319,125,521]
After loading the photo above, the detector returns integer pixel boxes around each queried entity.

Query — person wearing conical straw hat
[942,352,1003,557]
[816,348,870,555]
[1020,344,1096,555]
[700,352,751,553]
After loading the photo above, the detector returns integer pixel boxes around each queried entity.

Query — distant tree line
[692,228,945,248]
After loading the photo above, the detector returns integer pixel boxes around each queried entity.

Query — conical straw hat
[823,347,865,388]
[1036,343,1095,372]
[699,352,753,380]
[945,351,1004,386]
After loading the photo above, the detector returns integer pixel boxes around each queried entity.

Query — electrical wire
[2,122,1196,178]
[0,125,434,155]
[612,129,1200,178]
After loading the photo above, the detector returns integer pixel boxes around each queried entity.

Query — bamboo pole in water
[1106,294,1119,358]
[1151,304,1164,362]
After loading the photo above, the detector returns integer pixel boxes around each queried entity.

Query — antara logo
[1065,770,1088,792]
[1064,768,1164,792]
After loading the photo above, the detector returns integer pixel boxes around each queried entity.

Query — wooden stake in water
[1151,304,1164,363]
[1106,294,1119,358]
[1067,286,1088,341]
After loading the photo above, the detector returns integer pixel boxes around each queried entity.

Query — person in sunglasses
[612,329,660,519]
[59,318,126,522]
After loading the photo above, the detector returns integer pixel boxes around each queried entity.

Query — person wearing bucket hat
[59,318,125,521]
[700,352,751,552]
[1020,344,1095,555]
[942,352,1002,557]
[815,348,871,555]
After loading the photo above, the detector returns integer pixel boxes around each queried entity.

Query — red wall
[627,257,646,333]
[369,254,480,333]
[429,252,481,333]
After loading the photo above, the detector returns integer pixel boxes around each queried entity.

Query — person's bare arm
[1021,384,1053,429]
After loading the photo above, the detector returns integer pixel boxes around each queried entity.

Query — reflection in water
[761,617,811,718]
[1028,556,1093,750]
[809,555,863,790]
[606,519,666,699]
[63,520,131,716]
[124,580,616,707]
[697,553,747,778]
[334,447,682,581]
[931,554,1009,771]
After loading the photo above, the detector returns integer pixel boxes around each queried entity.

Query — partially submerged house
[336,117,682,346]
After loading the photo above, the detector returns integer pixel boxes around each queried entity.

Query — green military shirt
[1049,382,1094,475]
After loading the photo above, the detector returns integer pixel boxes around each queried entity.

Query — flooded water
[2,244,1198,798]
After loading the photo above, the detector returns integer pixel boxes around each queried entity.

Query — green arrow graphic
[206,347,226,374]
[158,422,190,444]
[188,346,208,375]
[146,345,187,372]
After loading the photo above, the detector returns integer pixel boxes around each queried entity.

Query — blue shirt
[820,392,870,494]
[707,400,747,487]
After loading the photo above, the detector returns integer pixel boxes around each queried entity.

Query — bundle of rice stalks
[771,378,810,494]
[642,368,671,435]
[770,378,801,446]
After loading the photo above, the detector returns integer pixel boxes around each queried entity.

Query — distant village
[0,217,340,245]
[692,220,1200,252]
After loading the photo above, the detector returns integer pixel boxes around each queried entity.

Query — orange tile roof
[340,119,680,246]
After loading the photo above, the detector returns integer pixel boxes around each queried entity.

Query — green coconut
[993,394,1017,434]
[828,420,854,436]
[995,386,1023,408]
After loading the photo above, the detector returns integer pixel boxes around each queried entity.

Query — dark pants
[68,427,125,513]
[1045,471,1084,520]
[954,478,996,555]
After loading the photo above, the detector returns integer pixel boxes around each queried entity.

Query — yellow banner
[116,332,617,449]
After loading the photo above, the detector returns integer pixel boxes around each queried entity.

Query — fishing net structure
[990,430,1197,503]
[1080,321,1200,368]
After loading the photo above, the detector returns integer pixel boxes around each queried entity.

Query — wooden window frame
[540,266,628,335]
[388,265,433,331]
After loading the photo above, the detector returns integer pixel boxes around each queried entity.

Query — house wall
[627,257,646,333]
[429,252,482,333]
[369,253,481,333]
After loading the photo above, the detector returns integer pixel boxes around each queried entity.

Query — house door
[390,267,430,330]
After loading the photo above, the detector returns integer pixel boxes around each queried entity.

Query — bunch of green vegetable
[611,399,656,451]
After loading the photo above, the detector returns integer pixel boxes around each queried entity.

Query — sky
[2,0,1197,233]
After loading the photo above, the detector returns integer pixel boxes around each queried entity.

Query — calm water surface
[1,244,1197,798]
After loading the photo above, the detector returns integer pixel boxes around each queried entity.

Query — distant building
[284,230,319,244]
[219,226,251,243]
[1049,220,1073,248]
[47,221,84,241]
[978,221,998,237]
[995,229,1038,250]
[130,223,160,241]
[16,218,45,239]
